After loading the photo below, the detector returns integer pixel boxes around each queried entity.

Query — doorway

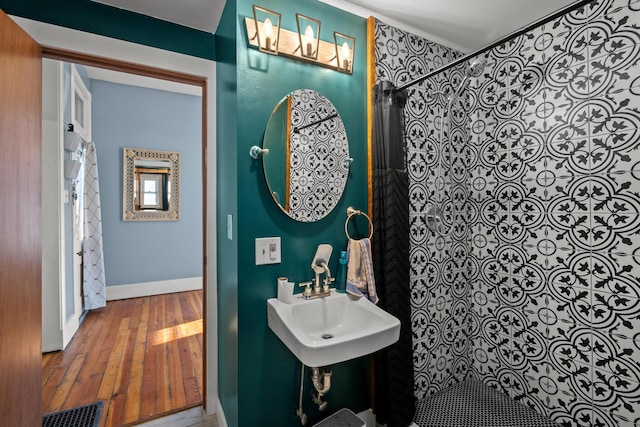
[40,50,208,425]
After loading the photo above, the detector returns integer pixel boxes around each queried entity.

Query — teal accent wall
[217,0,370,425]
[215,0,239,426]
[0,0,215,59]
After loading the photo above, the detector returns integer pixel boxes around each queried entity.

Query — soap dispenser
[335,250,348,293]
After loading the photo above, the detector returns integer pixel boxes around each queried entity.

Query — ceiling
[321,0,577,52]
[92,0,578,52]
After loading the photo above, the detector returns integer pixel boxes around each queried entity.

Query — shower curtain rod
[395,0,594,92]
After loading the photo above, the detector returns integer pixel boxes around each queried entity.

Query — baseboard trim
[106,276,202,301]
[216,397,228,427]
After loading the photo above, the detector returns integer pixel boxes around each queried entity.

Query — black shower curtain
[372,81,414,426]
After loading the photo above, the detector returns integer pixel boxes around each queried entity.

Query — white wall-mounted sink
[267,291,400,367]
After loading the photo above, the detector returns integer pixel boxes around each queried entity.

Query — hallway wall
[91,80,202,287]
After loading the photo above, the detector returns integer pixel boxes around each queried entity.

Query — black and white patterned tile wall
[374,21,472,400]
[376,0,640,425]
[468,0,640,425]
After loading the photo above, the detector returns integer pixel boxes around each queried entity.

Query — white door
[42,62,93,351]
[64,64,92,347]
[41,58,64,352]
[70,161,85,327]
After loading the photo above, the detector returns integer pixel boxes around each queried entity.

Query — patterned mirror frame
[123,147,180,221]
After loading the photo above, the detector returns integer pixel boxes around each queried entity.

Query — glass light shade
[252,5,281,54]
[296,13,321,60]
[334,32,355,74]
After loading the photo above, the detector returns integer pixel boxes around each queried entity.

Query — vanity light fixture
[334,32,355,74]
[295,14,320,60]
[251,5,281,54]
[246,5,356,74]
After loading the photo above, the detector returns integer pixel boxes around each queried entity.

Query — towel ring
[345,206,373,240]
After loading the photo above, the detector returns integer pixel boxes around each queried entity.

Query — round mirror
[262,89,350,222]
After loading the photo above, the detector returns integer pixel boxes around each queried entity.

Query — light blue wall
[90,80,203,286]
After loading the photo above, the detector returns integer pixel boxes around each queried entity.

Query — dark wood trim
[200,78,208,411]
[42,46,206,87]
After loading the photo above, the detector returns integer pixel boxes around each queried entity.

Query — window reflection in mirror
[123,148,180,221]
[133,159,171,211]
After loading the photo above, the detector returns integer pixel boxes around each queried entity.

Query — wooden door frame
[42,47,209,409]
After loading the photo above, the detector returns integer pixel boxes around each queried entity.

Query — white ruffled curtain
[82,141,106,309]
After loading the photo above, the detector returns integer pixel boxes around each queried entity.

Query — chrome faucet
[299,244,334,299]
[320,262,332,291]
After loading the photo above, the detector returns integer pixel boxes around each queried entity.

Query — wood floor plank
[68,307,103,355]
[186,324,204,398]
[140,299,159,420]
[182,292,204,398]
[41,352,60,389]
[41,355,69,413]
[107,321,137,427]
[124,299,149,424]
[155,296,172,415]
[48,353,86,412]
[61,310,113,410]
[175,293,202,403]
[179,333,202,406]
[66,369,102,409]
[97,317,131,401]
[167,294,187,409]
[185,290,203,323]
[42,291,203,426]
[85,314,116,377]
[102,399,115,427]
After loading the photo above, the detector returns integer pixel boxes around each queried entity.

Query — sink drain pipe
[311,366,332,411]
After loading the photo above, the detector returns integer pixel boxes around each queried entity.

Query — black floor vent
[42,401,103,427]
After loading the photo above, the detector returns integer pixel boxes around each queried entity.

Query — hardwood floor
[42,291,204,427]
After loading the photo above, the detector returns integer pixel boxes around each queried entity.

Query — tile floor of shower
[413,378,560,427]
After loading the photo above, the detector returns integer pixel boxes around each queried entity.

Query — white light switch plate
[255,237,281,265]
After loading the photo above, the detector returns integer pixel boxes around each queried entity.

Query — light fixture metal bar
[245,17,353,74]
